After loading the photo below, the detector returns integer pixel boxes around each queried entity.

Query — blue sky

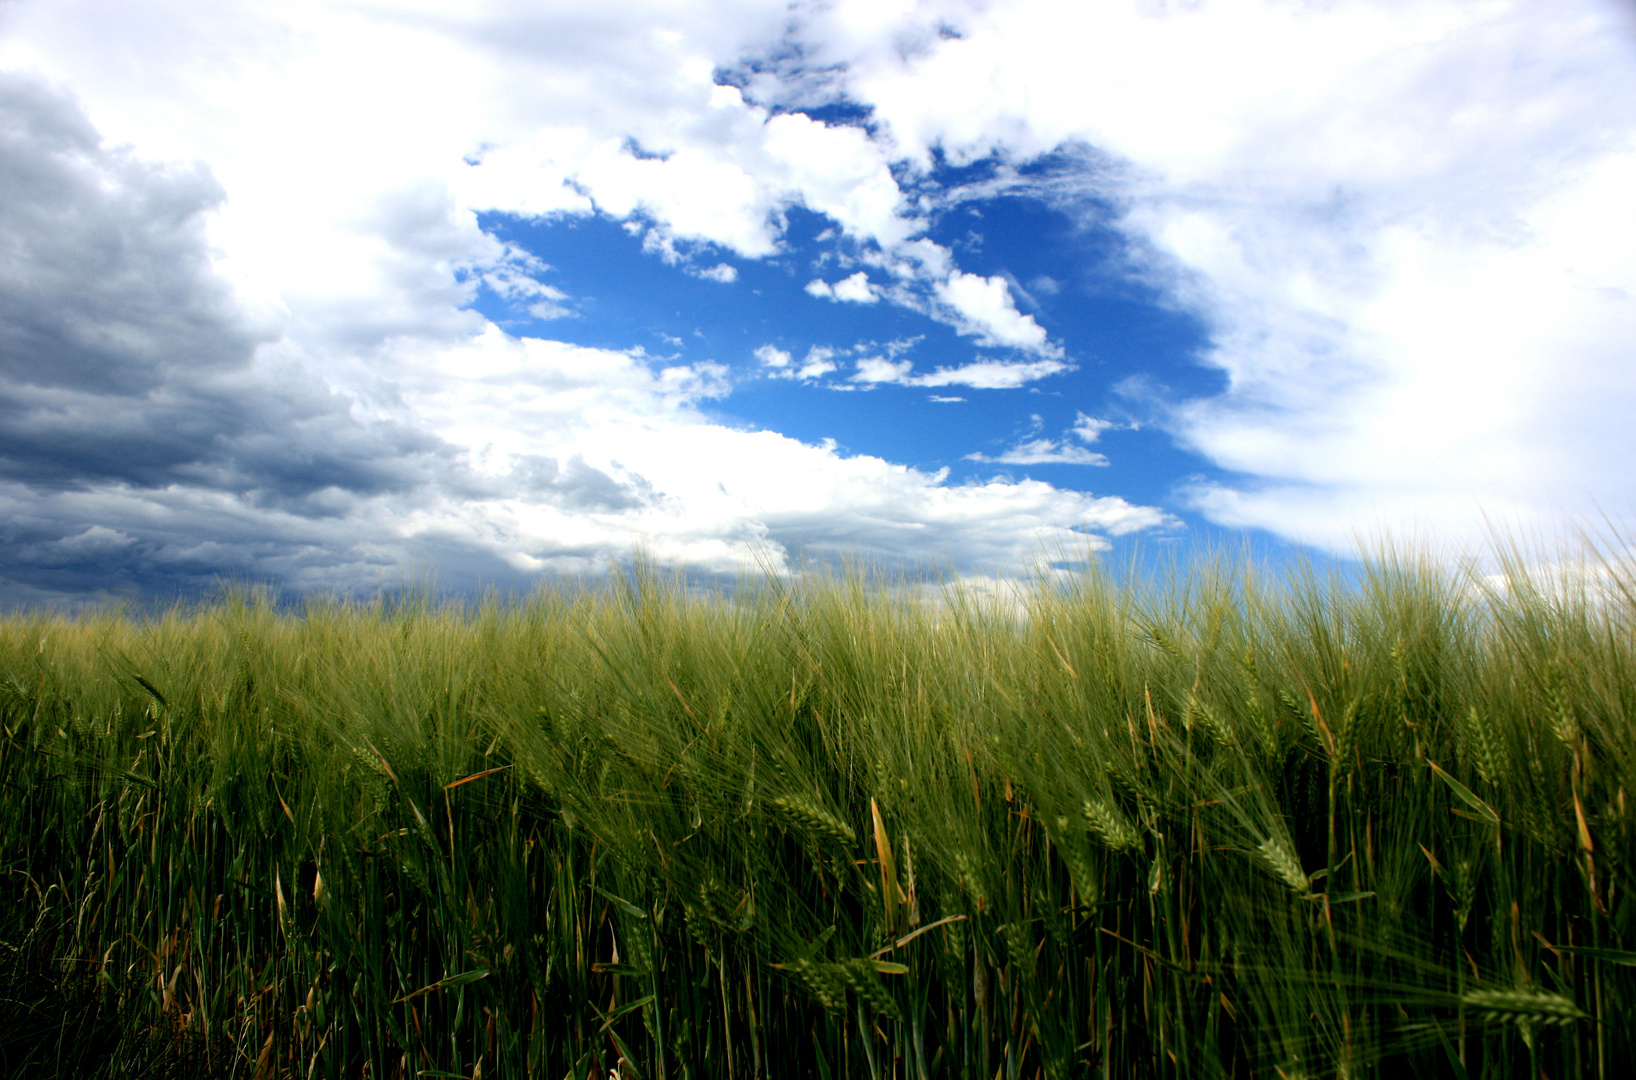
[0,0,1633,604]
[470,191,1223,508]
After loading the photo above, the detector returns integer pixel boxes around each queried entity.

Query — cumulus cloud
[372,327,1166,576]
[753,344,792,369]
[784,0,1636,551]
[806,270,878,303]
[692,262,738,283]
[34,0,1619,592]
[757,344,839,381]
[851,356,914,385]
[0,60,1164,602]
[932,271,1056,353]
[795,346,839,380]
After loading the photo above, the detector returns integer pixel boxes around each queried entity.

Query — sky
[1,0,1633,604]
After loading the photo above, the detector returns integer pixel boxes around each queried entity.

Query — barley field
[1,544,1632,1078]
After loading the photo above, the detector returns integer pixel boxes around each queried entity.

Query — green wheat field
[2,542,1633,1078]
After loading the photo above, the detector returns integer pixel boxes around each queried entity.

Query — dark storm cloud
[0,481,408,606]
[0,72,664,608]
[0,74,477,601]
[0,75,459,500]
[0,75,255,395]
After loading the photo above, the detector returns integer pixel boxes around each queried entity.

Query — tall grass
[1,543,1632,1078]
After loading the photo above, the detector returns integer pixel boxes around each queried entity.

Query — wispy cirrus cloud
[850,355,1072,390]
[965,439,1107,467]
[965,413,1113,466]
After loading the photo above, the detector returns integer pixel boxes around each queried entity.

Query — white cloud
[379,327,1165,574]
[35,0,1627,589]
[807,257,1067,355]
[796,346,839,380]
[914,357,1072,390]
[849,352,1073,390]
[758,343,839,381]
[967,415,1111,466]
[693,262,738,282]
[967,439,1108,467]
[1072,413,1117,444]
[528,297,575,320]
[0,51,1167,601]
[0,308,1166,602]
[933,271,1056,353]
[851,356,915,384]
[832,271,878,303]
[791,0,1636,552]
[754,344,792,368]
[0,1,1083,413]
[807,269,879,303]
